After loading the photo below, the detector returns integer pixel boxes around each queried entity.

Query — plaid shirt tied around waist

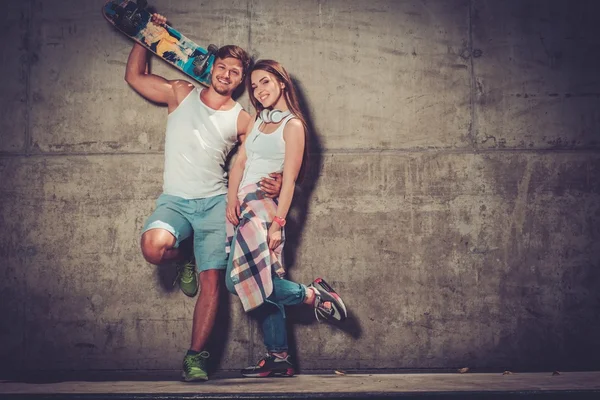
[226,183,286,312]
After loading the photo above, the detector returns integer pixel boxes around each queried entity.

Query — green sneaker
[182,351,209,382]
[174,259,198,297]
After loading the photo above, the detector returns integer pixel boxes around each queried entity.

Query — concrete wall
[1,0,600,374]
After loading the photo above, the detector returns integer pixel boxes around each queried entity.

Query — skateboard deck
[102,0,217,87]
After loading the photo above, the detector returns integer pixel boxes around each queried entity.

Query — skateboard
[102,0,218,87]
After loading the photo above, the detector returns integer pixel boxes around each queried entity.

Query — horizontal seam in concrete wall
[2,148,600,159]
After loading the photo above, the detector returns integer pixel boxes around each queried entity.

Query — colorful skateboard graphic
[102,0,218,87]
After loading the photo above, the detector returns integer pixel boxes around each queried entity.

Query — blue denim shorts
[142,193,227,272]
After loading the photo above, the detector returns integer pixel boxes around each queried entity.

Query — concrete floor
[1,371,600,399]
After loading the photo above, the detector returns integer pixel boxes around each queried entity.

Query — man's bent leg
[140,228,178,265]
[141,194,197,296]
[141,194,194,265]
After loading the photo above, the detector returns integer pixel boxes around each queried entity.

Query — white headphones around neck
[260,109,291,124]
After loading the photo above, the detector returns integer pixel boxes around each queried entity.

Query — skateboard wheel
[137,0,148,9]
[193,56,211,77]
[192,54,206,66]
[120,13,141,36]
[207,44,218,54]
[193,65,208,76]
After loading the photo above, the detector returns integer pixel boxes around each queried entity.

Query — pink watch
[273,216,286,227]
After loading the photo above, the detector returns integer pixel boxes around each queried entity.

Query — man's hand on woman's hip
[260,172,283,198]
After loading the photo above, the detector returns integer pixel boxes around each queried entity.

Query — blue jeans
[225,252,306,353]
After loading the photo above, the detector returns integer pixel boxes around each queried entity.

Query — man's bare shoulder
[171,80,195,99]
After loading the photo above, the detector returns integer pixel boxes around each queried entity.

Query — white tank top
[163,88,242,199]
[239,115,294,189]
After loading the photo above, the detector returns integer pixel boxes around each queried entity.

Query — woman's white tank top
[239,114,295,189]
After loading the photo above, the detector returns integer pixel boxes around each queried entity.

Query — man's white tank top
[239,114,295,189]
[163,88,242,199]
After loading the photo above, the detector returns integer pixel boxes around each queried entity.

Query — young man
[124,14,280,381]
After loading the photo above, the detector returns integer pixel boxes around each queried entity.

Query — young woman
[225,60,347,377]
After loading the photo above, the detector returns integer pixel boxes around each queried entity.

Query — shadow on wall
[283,77,363,370]
[281,79,323,274]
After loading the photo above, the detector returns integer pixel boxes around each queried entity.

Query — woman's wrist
[273,216,286,227]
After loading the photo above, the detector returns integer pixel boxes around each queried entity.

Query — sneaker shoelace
[173,261,195,286]
[312,289,334,322]
[248,354,273,370]
[184,351,209,370]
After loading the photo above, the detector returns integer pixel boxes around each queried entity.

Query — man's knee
[141,229,176,265]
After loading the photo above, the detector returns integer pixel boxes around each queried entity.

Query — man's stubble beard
[214,85,232,96]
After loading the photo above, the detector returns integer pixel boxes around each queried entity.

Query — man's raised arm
[124,43,179,106]
[124,15,191,111]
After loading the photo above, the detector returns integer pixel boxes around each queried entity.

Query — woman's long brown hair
[246,59,309,183]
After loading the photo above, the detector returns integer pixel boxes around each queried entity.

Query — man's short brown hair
[215,45,252,78]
